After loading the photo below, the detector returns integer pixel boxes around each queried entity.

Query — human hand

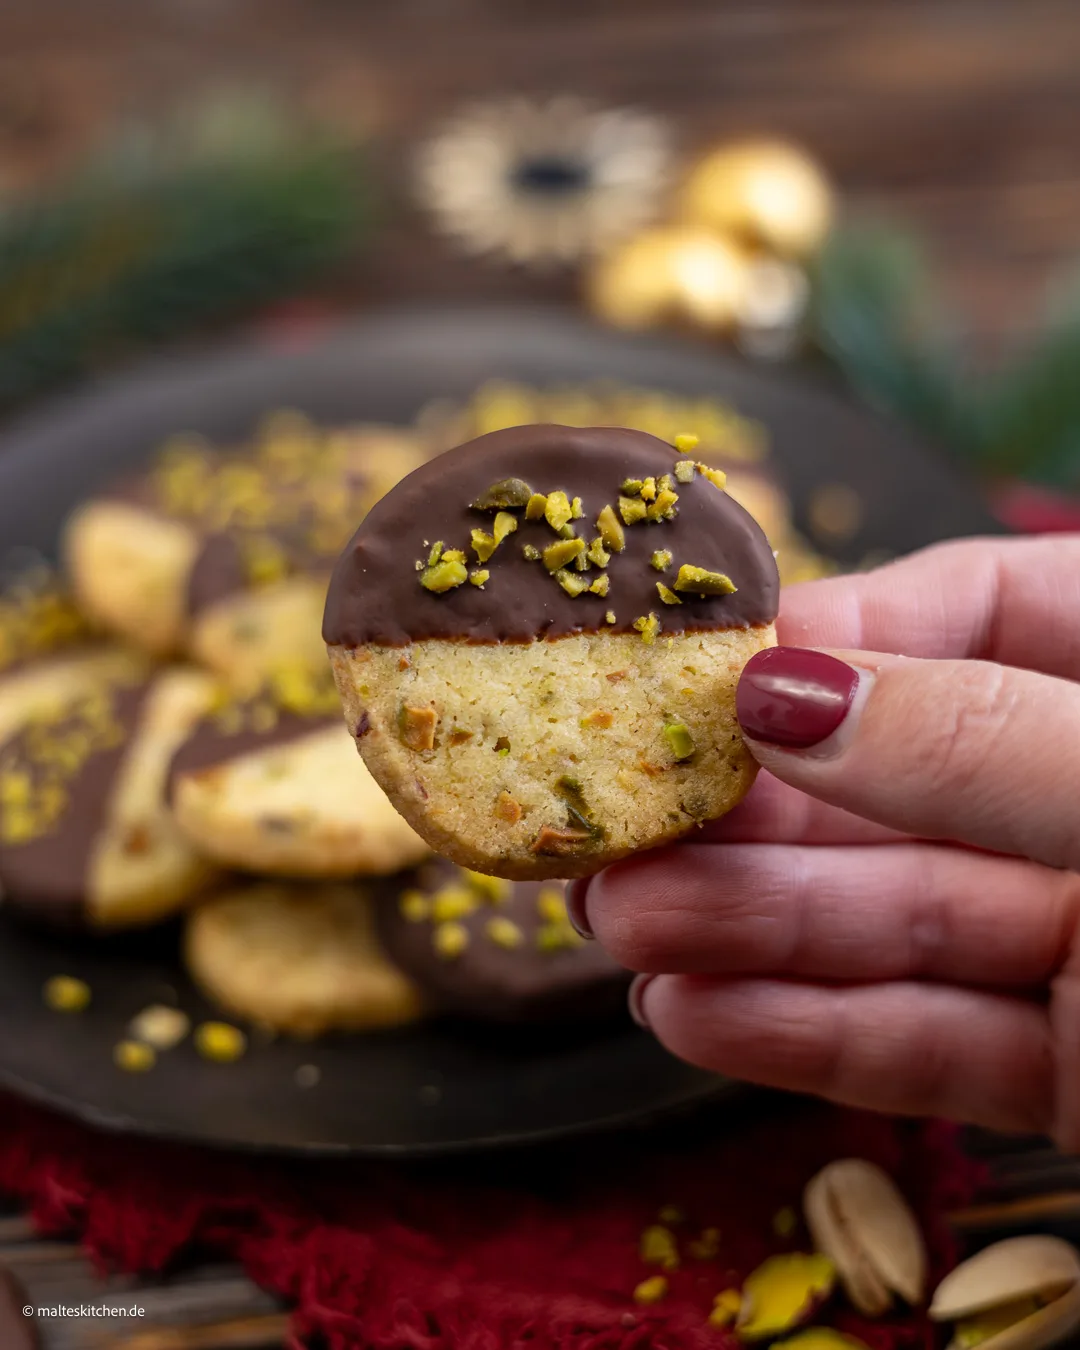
[568,536,1080,1148]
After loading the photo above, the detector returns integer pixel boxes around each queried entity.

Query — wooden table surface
[2,3,1080,1344]
[1,1,1080,356]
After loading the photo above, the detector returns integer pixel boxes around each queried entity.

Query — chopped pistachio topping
[650,549,673,571]
[542,537,586,572]
[544,490,573,531]
[44,975,91,1013]
[399,890,431,922]
[570,496,584,519]
[639,476,658,502]
[195,1021,247,1063]
[589,574,610,597]
[441,548,466,564]
[646,487,679,521]
[114,1040,156,1073]
[596,503,626,552]
[431,884,478,922]
[673,564,737,595]
[605,610,617,624]
[633,613,661,644]
[621,478,643,496]
[469,569,489,587]
[656,583,682,605]
[434,921,469,960]
[618,495,648,526]
[420,558,467,592]
[471,476,533,510]
[573,549,592,572]
[522,543,541,561]
[525,492,549,520]
[485,915,524,949]
[697,462,727,490]
[470,528,497,562]
[674,432,700,453]
[587,537,610,568]
[492,511,517,545]
[663,721,695,760]
[556,569,590,597]
[427,541,444,566]
[556,522,577,540]
[673,459,697,483]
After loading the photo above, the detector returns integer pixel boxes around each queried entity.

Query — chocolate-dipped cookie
[0,668,219,929]
[375,860,628,1022]
[0,568,147,743]
[168,667,429,878]
[324,424,779,879]
[65,414,429,679]
[184,881,424,1035]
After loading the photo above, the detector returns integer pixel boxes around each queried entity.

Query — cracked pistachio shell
[804,1158,926,1314]
[931,1236,1080,1350]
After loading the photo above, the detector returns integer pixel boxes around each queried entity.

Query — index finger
[779,535,1080,680]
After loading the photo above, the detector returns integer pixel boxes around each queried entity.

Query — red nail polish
[565,878,594,939]
[737,647,858,749]
[628,974,655,1029]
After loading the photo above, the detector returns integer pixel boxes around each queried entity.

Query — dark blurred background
[4,1,1080,511]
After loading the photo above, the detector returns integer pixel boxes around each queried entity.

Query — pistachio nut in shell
[930,1236,1080,1350]
[736,1252,836,1341]
[804,1158,926,1314]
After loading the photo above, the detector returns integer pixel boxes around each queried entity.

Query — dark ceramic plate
[0,306,1003,1156]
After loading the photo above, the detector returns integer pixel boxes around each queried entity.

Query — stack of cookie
[0,408,647,1039]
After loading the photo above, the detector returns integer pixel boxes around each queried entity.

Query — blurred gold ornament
[588,226,752,332]
[680,139,834,257]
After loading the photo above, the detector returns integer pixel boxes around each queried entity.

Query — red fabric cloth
[0,1091,982,1349]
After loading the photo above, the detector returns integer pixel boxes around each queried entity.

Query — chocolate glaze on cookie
[168,705,338,800]
[374,860,628,1022]
[0,682,150,928]
[323,424,779,647]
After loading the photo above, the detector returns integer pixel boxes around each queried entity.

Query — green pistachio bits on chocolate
[556,569,589,596]
[619,495,648,526]
[544,491,573,532]
[543,538,586,572]
[650,549,673,571]
[673,564,737,595]
[525,492,548,520]
[421,558,468,592]
[622,478,644,497]
[522,543,541,561]
[587,537,611,568]
[427,541,444,566]
[470,477,533,511]
[441,548,466,563]
[656,582,682,605]
[605,609,617,624]
[673,460,697,483]
[590,574,610,596]
[663,722,695,760]
[471,528,497,563]
[493,511,517,544]
[646,487,679,521]
[469,569,489,587]
[596,503,625,552]
[633,612,661,644]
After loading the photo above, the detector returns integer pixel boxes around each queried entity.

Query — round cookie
[323,424,779,880]
[184,882,424,1035]
[168,669,430,878]
[0,567,147,743]
[375,860,628,1022]
[65,415,429,676]
[0,668,219,930]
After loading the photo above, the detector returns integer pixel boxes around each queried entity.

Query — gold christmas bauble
[588,225,752,332]
[680,139,834,257]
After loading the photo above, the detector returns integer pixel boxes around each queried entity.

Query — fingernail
[628,974,656,1029]
[737,647,859,749]
[565,877,594,938]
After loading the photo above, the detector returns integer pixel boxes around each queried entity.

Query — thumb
[735,646,1080,871]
